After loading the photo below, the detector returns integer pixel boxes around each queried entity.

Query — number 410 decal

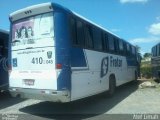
[31,57,53,64]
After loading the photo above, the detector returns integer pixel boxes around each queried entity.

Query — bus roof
[71,11,121,39]
[9,2,120,37]
[9,2,133,46]
[0,29,9,35]
[152,42,160,49]
[9,2,53,22]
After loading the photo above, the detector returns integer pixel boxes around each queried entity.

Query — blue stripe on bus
[54,12,71,91]
[54,11,87,91]
[70,47,87,67]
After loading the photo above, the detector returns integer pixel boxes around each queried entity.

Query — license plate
[23,79,35,86]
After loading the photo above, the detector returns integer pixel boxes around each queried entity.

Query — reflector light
[56,64,62,69]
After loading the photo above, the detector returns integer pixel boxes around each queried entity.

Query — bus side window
[76,20,85,47]
[100,32,106,52]
[155,46,157,56]
[157,45,159,56]
[129,45,132,56]
[159,44,160,56]
[108,35,115,53]
[152,47,154,57]
[114,38,119,54]
[154,47,156,57]
[132,46,136,56]
[92,27,102,51]
[153,46,156,57]
[104,33,109,52]
[123,42,127,56]
[126,43,130,56]
[84,24,93,49]
[119,39,123,55]
[70,17,77,45]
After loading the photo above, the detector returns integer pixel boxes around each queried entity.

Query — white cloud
[156,16,160,21]
[148,23,160,35]
[120,0,148,4]
[129,36,160,44]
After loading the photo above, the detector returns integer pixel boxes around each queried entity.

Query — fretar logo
[100,56,122,78]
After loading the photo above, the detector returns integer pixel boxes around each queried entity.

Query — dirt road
[0,80,160,120]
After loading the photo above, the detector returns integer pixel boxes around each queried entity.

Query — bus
[151,43,160,82]
[0,29,9,91]
[9,3,139,102]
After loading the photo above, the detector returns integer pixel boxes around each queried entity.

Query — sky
[0,0,160,55]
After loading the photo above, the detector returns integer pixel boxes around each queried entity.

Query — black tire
[108,75,116,97]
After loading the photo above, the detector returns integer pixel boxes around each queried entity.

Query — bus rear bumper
[9,87,71,103]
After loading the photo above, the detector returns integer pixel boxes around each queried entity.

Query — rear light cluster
[56,64,62,69]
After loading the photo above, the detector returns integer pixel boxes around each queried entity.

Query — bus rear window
[12,12,54,47]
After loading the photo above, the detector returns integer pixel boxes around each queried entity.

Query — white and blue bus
[0,29,9,91]
[9,3,139,102]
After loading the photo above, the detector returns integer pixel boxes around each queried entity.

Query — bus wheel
[108,75,116,97]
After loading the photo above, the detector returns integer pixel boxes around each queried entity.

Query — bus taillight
[56,64,62,69]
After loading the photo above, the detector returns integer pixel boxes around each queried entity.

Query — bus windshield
[12,12,54,48]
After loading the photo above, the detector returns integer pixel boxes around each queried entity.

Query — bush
[141,66,152,79]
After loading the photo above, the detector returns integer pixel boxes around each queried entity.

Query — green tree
[143,53,151,58]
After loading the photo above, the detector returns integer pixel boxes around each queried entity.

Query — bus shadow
[0,91,25,110]
[19,81,139,119]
